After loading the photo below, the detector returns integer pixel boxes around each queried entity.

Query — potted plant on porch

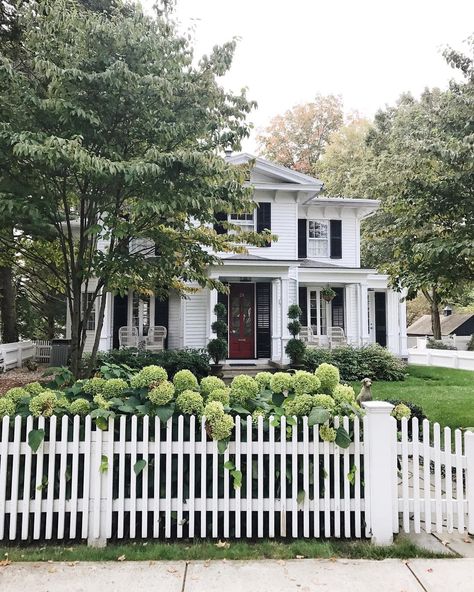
[207,303,228,378]
[285,304,306,369]
[321,286,337,302]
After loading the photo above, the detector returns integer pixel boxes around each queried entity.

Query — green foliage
[392,403,411,420]
[287,304,302,320]
[293,371,321,395]
[96,349,210,380]
[204,400,234,441]
[29,390,58,417]
[287,320,302,338]
[426,338,457,351]
[200,376,226,397]
[315,363,340,394]
[230,375,259,403]
[270,372,293,394]
[0,397,16,418]
[255,371,273,389]
[23,382,44,396]
[4,387,28,403]
[467,335,474,352]
[319,425,337,442]
[82,377,106,395]
[320,287,336,301]
[332,384,356,405]
[208,303,228,364]
[313,394,337,410]
[285,339,306,366]
[207,338,228,365]
[283,394,314,417]
[173,369,199,393]
[148,381,175,406]
[130,365,167,389]
[70,398,91,416]
[176,390,204,415]
[304,345,406,382]
[102,378,128,399]
[27,429,45,453]
[206,388,230,406]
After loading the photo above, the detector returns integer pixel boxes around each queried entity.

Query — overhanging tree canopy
[0,0,267,374]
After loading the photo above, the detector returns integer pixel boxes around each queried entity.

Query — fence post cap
[362,401,394,414]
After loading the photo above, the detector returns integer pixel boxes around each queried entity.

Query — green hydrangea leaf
[217,438,229,454]
[272,392,285,407]
[28,429,45,453]
[231,469,242,489]
[297,489,305,504]
[335,426,352,448]
[223,460,235,471]
[155,403,175,423]
[133,459,147,476]
[99,455,108,473]
[308,407,331,427]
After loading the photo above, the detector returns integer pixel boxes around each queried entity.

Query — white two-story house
[70,153,408,364]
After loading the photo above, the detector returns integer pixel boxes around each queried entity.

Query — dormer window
[229,211,256,233]
[308,220,329,258]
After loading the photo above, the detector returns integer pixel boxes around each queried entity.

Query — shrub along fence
[0,402,472,547]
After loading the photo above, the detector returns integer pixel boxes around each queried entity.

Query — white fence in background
[34,340,52,364]
[408,347,474,371]
[0,341,35,372]
[0,403,472,546]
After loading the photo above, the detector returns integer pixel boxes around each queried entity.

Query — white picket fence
[0,403,473,546]
[0,341,35,372]
[408,347,474,371]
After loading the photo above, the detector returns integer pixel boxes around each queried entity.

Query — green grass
[352,365,474,429]
[0,538,452,562]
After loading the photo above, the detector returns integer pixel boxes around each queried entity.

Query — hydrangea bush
[1,362,368,447]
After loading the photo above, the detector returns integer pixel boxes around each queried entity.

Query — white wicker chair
[329,326,347,348]
[118,326,139,349]
[299,326,320,347]
[145,326,167,353]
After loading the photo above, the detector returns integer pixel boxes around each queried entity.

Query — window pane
[308,220,329,257]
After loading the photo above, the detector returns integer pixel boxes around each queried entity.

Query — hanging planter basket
[321,287,337,302]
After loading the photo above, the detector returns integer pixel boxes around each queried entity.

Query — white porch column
[360,282,369,347]
[271,279,281,363]
[208,288,218,342]
[386,290,399,354]
[280,278,290,365]
[398,292,408,356]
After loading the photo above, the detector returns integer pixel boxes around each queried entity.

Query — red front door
[229,283,255,359]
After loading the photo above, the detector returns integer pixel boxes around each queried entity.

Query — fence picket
[422,419,431,533]
[200,417,207,538]
[188,415,196,538]
[313,424,320,538]
[117,416,126,538]
[257,416,264,537]
[302,417,310,538]
[444,427,453,533]
[323,428,331,537]
[129,416,138,538]
[235,416,242,538]
[21,416,33,540]
[412,418,421,533]
[141,416,149,538]
[223,435,230,539]
[177,415,184,538]
[9,416,21,540]
[291,417,298,538]
[433,423,442,533]
[165,418,172,538]
[280,416,287,537]
[45,415,57,539]
[81,416,91,539]
[153,417,161,538]
[212,438,218,539]
[268,416,275,538]
[455,429,464,533]
[69,415,80,539]
[401,418,410,533]
[57,415,68,539]
[246,417,253,538]
[106,417,115,539]
[363,415,371,538]
[0,417,10,540]
[342,416,351,538]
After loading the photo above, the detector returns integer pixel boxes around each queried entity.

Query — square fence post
[465,431,474,536]
[87,429,109,547]
[363,401,395,546]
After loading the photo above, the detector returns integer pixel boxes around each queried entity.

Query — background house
[407,310,474,350]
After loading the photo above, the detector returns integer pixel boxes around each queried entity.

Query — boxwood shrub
[303,344,407,382]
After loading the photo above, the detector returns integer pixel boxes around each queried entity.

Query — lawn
[0,538,450,562]
[353,365,474,429]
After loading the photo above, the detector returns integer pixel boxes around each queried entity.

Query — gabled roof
[227,153,324,188]
[407,313,474,336]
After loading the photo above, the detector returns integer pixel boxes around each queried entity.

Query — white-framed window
[229,211,256,233]
[130,291,151,337]
[308,220,329,258]
[81,292,96,331]
[309,289,327,336]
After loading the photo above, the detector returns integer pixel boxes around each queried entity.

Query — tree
[0,0,267,376]
[257,95,343,175]
[317,117,372,196]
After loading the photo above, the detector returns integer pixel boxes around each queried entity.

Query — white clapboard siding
[0,415,472,543]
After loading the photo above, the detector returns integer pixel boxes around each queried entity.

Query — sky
[143,0,474,152]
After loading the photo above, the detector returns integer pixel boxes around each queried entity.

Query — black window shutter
[331,287,345,329]
[112,294,128,349]
[256,283,271,358]
[330,220,342,259]
[256,202,271,247]
[214,212,227,235]
[154,296,169,348]
[298,286,308,326]
[298,219,307,259]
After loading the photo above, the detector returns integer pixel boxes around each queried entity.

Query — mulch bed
[0,366,49,396]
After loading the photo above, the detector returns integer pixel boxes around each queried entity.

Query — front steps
[222,360,285,380]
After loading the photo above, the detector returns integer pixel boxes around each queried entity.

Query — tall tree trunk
[0,265,19,343]
[422,286,442,340]
[87,290,108,378]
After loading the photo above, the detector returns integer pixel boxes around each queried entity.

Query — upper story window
[229,211,256,234]
[308,220,329,258]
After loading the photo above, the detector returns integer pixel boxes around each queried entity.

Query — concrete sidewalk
[1,558,473,592]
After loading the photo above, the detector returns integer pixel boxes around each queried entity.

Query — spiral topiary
[319,424,337,442]
[315,363,340,394]
[70,398,91,416]
[206,387,230,406]
[23,382,44,396]
[0,397,15,418]
[29,390,58,417]
[230,375,259,404]
[255,371,273,389]
[270,372,293,394]
[148,380,175,406]
[102,378,128,399]
[200,376,225,397]
[293,371,321,395]
[82,377,106,395]
[176,390,204,415]
[4,387,28,403]
[173,369,199,393]
[130,365,167,389]
[392,403,411,420]
[313,394,336,410]
[283,394,314,417]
